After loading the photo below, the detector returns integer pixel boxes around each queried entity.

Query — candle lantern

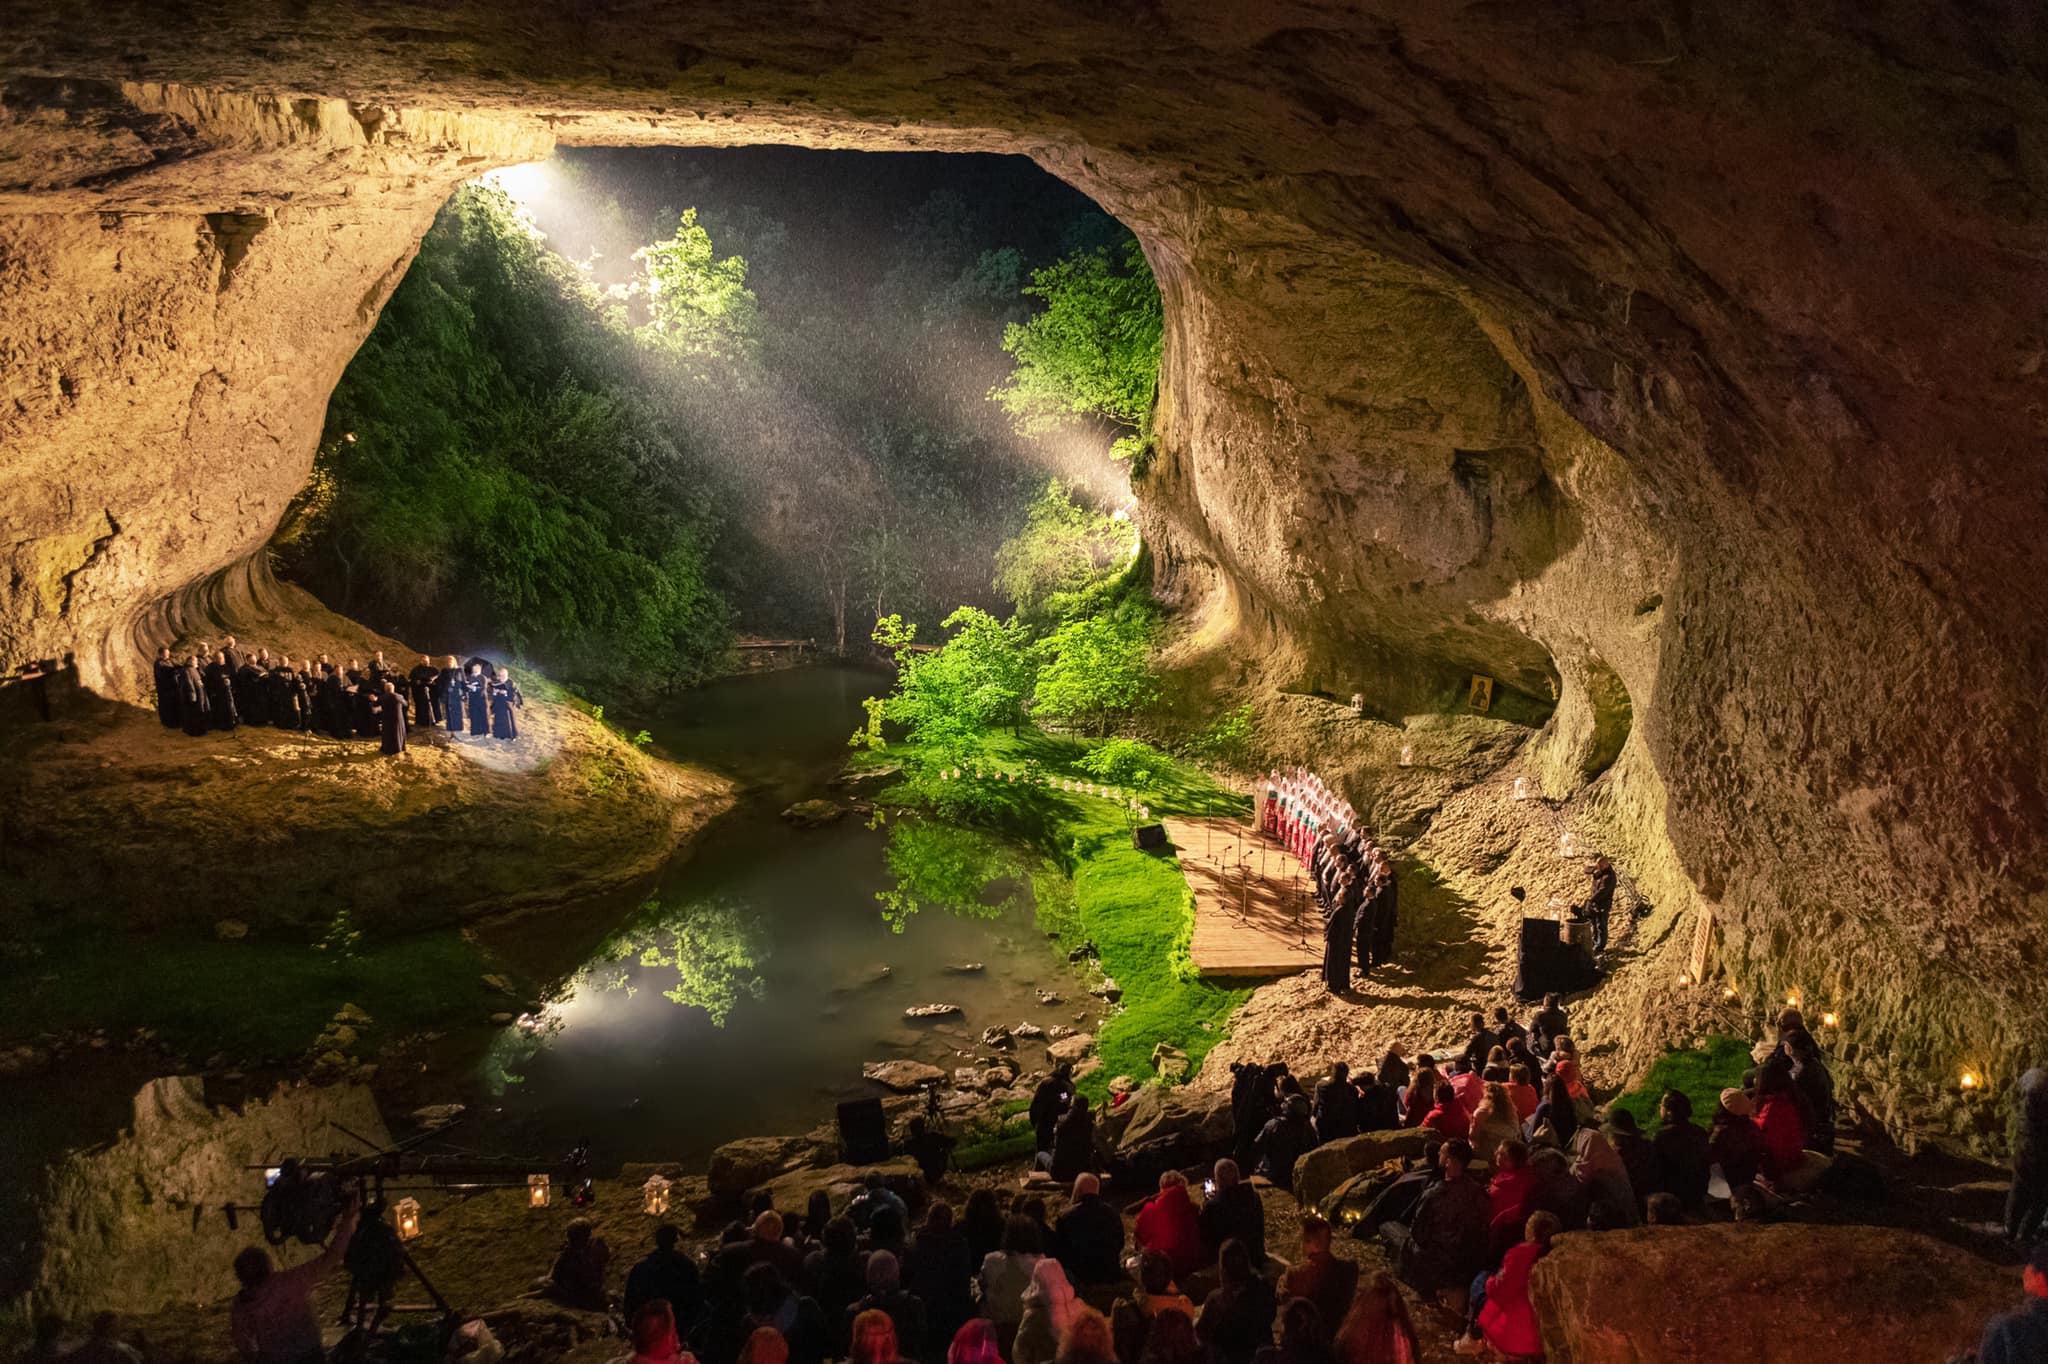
[1961,1070,1981,1092]
[1722,985,1738,1000]
[1512,776,1530,801]
[1821,1011,1838,1028]
[1557,830,1578,858]
[528,1174,552,1209]
[642,1174,672,1217]
[1350,692,1365,715]
[395,1197,422,1241]
[1398,744,1414,767]
[1677,973,1690,987]
[1785,992,1800,1009]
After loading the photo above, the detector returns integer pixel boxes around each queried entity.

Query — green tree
[855,608,1037,762]
[576,896,770,1026]
[991,237,1163,466]
[875,821,1017,932]
[993,478,1138,622]
[633,208,759,363]
[1031,604,1158,735]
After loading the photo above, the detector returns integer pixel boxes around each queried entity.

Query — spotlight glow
[481,160,558,210]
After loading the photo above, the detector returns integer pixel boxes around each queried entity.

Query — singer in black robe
[1350,873,1379,977]
[269,663,307,731]
[368,651,391,690]
[408,657,441,728]
[202,654,239,731]
[234,658,270,726]
[1321,872,1354,994]
[1371,865,1399,966]
[488,671,523,740]
[463,667,489,735]
[322,670,354,740]
[439,660,466,734]
[152,649,182,728]
[349,671,379,737]
[175,659,210,736]
[378,682,407,755]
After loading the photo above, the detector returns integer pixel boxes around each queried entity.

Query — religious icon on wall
[1467,674,1494,713]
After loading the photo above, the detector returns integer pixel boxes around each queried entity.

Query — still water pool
[465,665,1081,1164]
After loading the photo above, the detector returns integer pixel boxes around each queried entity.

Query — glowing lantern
[264,1166,283,1188]
[1723,986,1738,1000]
[1785,992,1800,1008]
[1512,776,1530,801]
[1139,806,1151,819]
[1557,831,1579,858]
[528,1174,551,1208]
[395,1197,422,1241]
[1677,973,1690,987]
[1961,1071,1981,1091]
[343,432,357,444]
[1821,1012,1838,1028]
[1399,745,1414,767]
[642,1174,672,1217]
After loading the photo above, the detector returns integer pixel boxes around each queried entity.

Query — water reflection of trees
[578,896,772,1025]
[876,821,1022,932]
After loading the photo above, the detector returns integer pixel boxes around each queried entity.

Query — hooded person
[1255,1093,1318,1189]
[1012,1258,1079,1364]
[1133,1171,1204,1283]
[151,646,182,728]
[1569,1126,1640,1229]
[1313,1063,1359,1143]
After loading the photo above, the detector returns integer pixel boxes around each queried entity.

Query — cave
[2,6,2045,1358]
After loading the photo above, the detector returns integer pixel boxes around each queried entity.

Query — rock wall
[25,1076,389,1321]
[2,7,2046,1139]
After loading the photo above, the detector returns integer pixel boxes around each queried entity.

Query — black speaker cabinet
[837,1096,890,1165]
[1133,822,1167,850]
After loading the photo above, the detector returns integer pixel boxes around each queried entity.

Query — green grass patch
[955,1115,1037,1171]
[0,925,498,1063]
[860,725,1253,1103]
[1608,1034,1753,1130]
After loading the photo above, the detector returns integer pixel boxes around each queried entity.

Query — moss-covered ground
[851,728,1256,1116]
[1606,1033,1752,1128]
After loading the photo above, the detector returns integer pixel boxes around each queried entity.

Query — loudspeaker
[1514,918,1569,1001]
[837,1097,890,1165]
[1133,823,1167,850]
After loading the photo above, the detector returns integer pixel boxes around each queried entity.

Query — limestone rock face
[1530,1224,2012,1363]
[706,1134,816,1202]
[30,1076,390,1320]
[2,9,2046,1125]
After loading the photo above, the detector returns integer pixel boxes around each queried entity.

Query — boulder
[946,962,985,974]
[981,1026,1012,1048]
[862,1060,946,1091]
[213,918,248,941]
[1530,1224,2012,1363]
[410,1103,466,1128]
[1046,1033,1095,1064]
[751,1157,922,1215]
[1047,1025,1076,1042]
[1037,991,1066,1006]
[904,1003,961,1019]
[780,798,846,828]
[952,1067,987,1091]
[1012,1022,1046,1040]
[1113,1083,1233,1151]
[1293,1128,1431,1210]
[707,1134,816,1200]
[1092,977,1122,1002]
[482,973,517,996]
[1151,1042,1190,1080]
[1109,1074,1139,1096]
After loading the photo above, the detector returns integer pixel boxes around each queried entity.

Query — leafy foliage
[992,479,1138,623]
[632,207,759,364]
[1077,737,1165,790]
[579,896,771,1027]
[875,820,1019,932]
[1030,603,1159,734]
[855,609,1037,762]
[293,187,732,692]
[1181,703,1259,771]
[991,237,1163,469]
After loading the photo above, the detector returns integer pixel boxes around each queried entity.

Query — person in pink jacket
[1453,1210,1560,1357]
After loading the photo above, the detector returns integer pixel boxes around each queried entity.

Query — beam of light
[480,160,559,211]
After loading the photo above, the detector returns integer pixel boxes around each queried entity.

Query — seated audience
[1505,1065,1541,1122]
[1383,1138,1490,1305]
[1568,1125,1640,1229]
[548,1218,613,1312]
[1976,1243,2048,1364]
[1313,1063,1360,1142]
[1606,1110,1657,1217]
[849,1252,926,1364]
[1256,1095,1319,1188]
[1651,1090,1712,1213]
[1279,1215,1358,1333]
[1251,1298,1332,1364]
[619,1300,694,1364]
[625,1225,704,1329]
[1047,1096,1099,1182]
[1013,1259,1079,1364]
[947,1320,1002,1364]
[1753,1061,1810,1182]
[1467,1083,1521,1161]
[802,1217,866,1353]
[1135,1171,1205,1282]
[1709,1088,1765,1194]
[1354,1072,1399,1133]
[978,1216,1044,1351]
[738,1327,788,1364]
[1525,1074,1579,1150]
[1057,1307,1118,1364]
[1643,1192,1685,1226]
[962,1190,1007,1268]
[1111,1250,1196,1364]
[1053,1174,1125,1288]
[1453,1211,1560,1358]
[1199,1160,1267,1268]
[904,1203,976,1353]
[850,1308,910,1364]
[1528,994,1569,1060]
[1196,1241,1276,1364]
[1333,1272,1419,1364]
[1135,1305,1201,1364]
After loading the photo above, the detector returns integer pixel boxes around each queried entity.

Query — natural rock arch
[2,5,2044,1139]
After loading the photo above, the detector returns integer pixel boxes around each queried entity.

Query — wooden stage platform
[1163,815,1323,978]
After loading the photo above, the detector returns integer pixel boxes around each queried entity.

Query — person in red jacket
[1454,1210,1560,1357]
[1423,1090,1472,1142]
[1134,1169,1204,1282]
[1754,1063,1810,1181]
[1485,1140,1539,1263]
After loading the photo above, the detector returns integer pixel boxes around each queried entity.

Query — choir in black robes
[269,665,308,731]
[152,652,182,728]
[175,661,210,736]
[1321,875,1354,993]
[378,684,407,755]
[463,670,489,736]
[1368,867,1398,966]
[440,668,466,734]
[488,675,523,741]
[202,658,239,731]
[408,660,441,728]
